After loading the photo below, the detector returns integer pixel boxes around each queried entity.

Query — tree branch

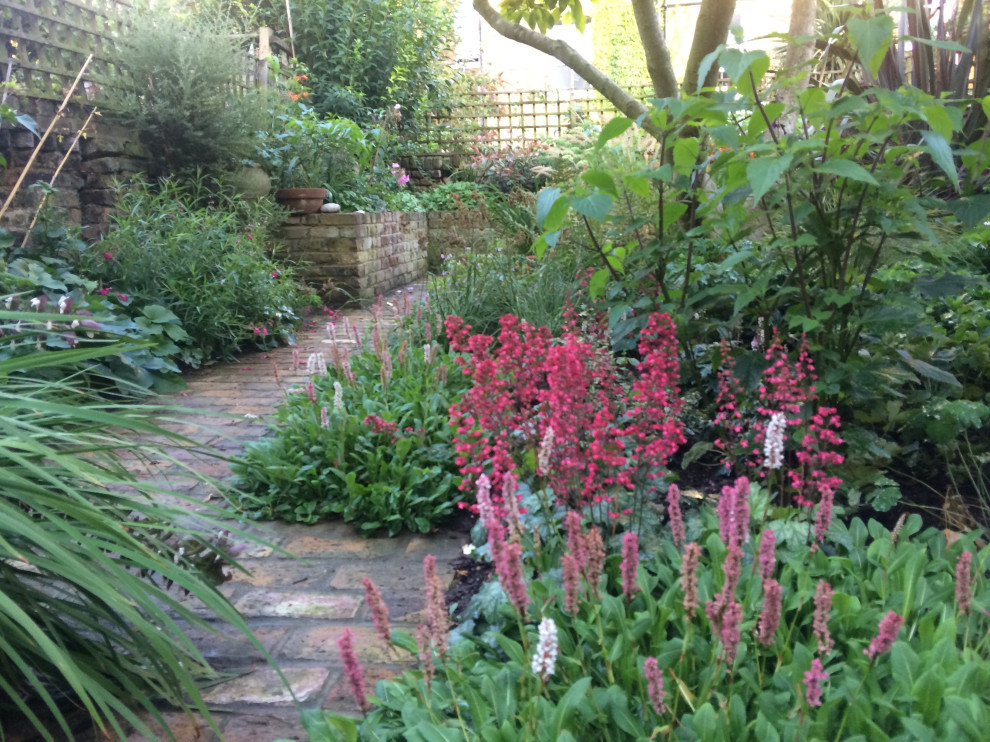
[630,0,678,98]
[472,0,663,139]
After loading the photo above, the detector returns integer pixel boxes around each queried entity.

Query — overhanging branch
[472,0,663,140]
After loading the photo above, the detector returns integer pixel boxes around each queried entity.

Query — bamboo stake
[19,107,99,250]
[0,54,93,223]
[284,0,296,59]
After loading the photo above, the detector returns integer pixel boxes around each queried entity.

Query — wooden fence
[408,85,655,155]
[0,0,132,101]
[0,0,288,103]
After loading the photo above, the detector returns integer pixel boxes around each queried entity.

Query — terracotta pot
[275,187,326,215]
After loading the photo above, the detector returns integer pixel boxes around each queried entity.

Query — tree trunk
[779,0,818,125]
[630,0,679,98]
[682,0,739,94]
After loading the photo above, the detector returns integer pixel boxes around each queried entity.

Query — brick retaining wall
[277,211,428,301]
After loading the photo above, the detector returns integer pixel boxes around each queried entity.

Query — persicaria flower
[562,552,581,614]
[812,485,835,549]
[955,551,973,615]
[643,657,666,715]
[667,484,685,549]
[475,473,495,526]
[621,532,640,600]
[721,601,743,666]
[537,425,555,476]
[97,287,110,295]
[716,477,750,549]
[497,542,529,618]
[320,406,329,430]
[582,525,605,597]
[803,658,828,707]
[423,555,448,657]
[764,411,786,470]
[336,628,371,713]
[103,252,113,260]
[757,529,776,584]
[333,381,344,412]
[813,580,834,655]
[680,542,701,619]
[531,617,558,681]
[362,576,391,642]
[756,578,781,647]
[864,611,903,660]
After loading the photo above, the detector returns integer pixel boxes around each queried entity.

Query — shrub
[106,9,266,180]
[430,248,580,339]
[0,327,267,740]
[233,301,468,534]
[82,179,314,366]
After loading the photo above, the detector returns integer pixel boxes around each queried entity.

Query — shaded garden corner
[116,283,468,742]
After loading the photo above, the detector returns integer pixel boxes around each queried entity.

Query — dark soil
[445,554,494,621]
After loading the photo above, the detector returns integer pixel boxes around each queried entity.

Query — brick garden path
[123,283,467,742]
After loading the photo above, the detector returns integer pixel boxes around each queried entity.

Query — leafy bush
[233,303,468,534]
[82,179,314,366]
[529,39,990,516]
[430,247,580,339]
[310,484,989,740]
[1,212,188,392]
[107,9,266,180]
[266,0,456,122]
[0,328,266,741]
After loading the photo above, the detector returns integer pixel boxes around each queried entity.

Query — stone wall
[278,211,428,302]
[0,98,145,240]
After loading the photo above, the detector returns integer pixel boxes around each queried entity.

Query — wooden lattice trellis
[408,85,656,155]
[0,0,132,100]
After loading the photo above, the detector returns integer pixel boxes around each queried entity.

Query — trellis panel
[1,0,131,100]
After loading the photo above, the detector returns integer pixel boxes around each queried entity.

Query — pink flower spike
[864,611,903,660]
[423,555,449,657]
[667,484,685,549]
[680,542,701,619]
[362,576,391,642]
[97,288,110,296]
[103,252,113,260]
[813,580,834,655]
[955,551,973,615]
[336,628,371,714]
[562,552,581,614]
[803,658,828,707]
[621,532,640,600]
[643,657,667,715]
[756,578,781,647]
[721,601,743,666]
[757,529,776,584]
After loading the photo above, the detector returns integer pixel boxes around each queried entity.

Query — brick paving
[121,283,468,742]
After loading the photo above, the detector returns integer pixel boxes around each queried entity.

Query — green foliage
[0,210,187,392]
[0,332,268,741]
[532,38,990,515]
[430,245,580,340]
[257,100,374,190]
[307,490,990,740]
[106,9,266,180]
[267,0,456,122]
[591,0,650,89]
[233,310,468,535]
[81,178,313,365]
[416,182,494,212]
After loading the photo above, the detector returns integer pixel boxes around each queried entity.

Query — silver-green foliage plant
[0,322,267,741]
[107,8,266,179]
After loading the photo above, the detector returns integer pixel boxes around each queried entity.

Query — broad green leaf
[942,195,990,227]
[589,267,610,298]
[535,187,562,228]
[582,169,618,195]
[847,14,895,76]
[624,175,651,198]
[571,193,613,222]
[747,153,793,202]
[673,137,699,173]
[543,196,571,232]
[815,159,878,185]
[923,105,957,140]
[597,116,633,146]
[720,49,771,98]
